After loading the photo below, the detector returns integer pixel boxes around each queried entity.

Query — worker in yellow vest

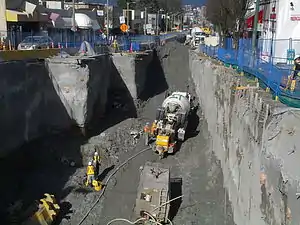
[151,120,158,136]
[93,151,101,176]
[86,161,95,187]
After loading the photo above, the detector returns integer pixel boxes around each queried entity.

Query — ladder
[156,188,168,222]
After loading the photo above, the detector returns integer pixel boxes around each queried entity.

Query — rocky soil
[0,42,235,225]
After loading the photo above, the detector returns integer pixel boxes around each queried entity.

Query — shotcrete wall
[0,56,111,156]
[189,51,300,225]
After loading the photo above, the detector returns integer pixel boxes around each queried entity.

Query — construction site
[1,36,300,225]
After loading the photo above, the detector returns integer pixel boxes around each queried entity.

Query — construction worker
[93,151,101,176]
[286,55,300,90]
[86,161,95,187]
[144,122,151,145]
[151,120,158,136]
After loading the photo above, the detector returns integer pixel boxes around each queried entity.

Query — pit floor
[0,43,235,225]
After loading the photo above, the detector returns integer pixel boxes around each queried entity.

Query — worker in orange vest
[86,161,95,187]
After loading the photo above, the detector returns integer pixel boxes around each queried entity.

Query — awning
[75,13,100,30]
[246,10,264,29]
[52,17,76,29]
[6,9,48,22]
[6,10,29,22]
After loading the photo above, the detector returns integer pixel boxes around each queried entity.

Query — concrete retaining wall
[190,51,300,225]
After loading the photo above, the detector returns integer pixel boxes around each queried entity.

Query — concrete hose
[77,146,152,225]
[106,197,180,225]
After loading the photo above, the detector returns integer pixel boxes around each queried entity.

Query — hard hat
[88,161,92,166]
[154,120,158,123]
[94,151,98,155]
[295,55,300,60]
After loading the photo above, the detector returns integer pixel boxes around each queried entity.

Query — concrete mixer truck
[144,91,197,159]
[185,27,206,47]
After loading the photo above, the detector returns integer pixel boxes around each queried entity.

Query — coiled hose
[77,146,152,225]
[106,196,183,225]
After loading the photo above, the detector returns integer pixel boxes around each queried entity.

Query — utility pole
[71,0,76,32]
[251,0,260,52]
[127,2,129,27]
[156,10,159,35]
[166,13,168,33]
[144,7,147,35]
[106,0,109,38]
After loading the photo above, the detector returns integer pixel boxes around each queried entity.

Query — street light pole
[166,13,168,33]
[71,0,76,31]
[144,7,147,35]
[106,0,109,38]
[251,0,260,52]
[127,2,129,27]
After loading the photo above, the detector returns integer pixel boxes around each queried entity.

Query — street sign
[119,16,125,24]
[120,23,128,32]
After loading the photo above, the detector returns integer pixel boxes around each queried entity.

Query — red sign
[270,13,276,20]
[291,15,300,21]
[246,10,264,29]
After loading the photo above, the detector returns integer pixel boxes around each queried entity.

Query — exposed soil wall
[190,51,300,225]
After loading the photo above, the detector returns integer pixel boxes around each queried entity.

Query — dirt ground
[0,43,235,225]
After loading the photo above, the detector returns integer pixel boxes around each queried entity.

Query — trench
[0,41,236,225]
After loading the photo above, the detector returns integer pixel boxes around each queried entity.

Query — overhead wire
[77,146,152,225]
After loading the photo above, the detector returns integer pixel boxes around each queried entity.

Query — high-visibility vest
[87,165,95,175]
[151,123,157,133]
[144,125,150,133]
[93,155,100,163]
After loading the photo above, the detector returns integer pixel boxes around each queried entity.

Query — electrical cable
[150,195,184,213]
[106,195,183,225]
[77,146,152,225]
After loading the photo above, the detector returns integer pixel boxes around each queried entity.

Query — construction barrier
[200,38,300,108]
[0,48,60,61]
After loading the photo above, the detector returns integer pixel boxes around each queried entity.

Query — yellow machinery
[155,135,171,159]
[145,91,193,159]
[202,27,211,35]
[23,193,60,225]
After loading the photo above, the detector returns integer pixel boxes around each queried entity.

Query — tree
[206,0,251,47]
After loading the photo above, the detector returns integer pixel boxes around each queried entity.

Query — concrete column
[0,0,7,40]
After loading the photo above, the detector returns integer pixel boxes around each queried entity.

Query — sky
[183,0,206,6]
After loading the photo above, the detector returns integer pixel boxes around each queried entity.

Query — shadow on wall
[0,60,86,224]
[138,49,169,101]
[87,57,137,137]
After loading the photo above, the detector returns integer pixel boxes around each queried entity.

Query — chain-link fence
[200,38,300,107]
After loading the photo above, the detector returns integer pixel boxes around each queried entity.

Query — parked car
[17,36,54,50]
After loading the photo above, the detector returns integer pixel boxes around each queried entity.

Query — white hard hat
[295,55,300,60]
[94,151,98,155]
[88,161,92,166]
[154,120,157,123]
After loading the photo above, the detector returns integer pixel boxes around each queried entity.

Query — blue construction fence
[200,38,300,106]
[0,29,179,52]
